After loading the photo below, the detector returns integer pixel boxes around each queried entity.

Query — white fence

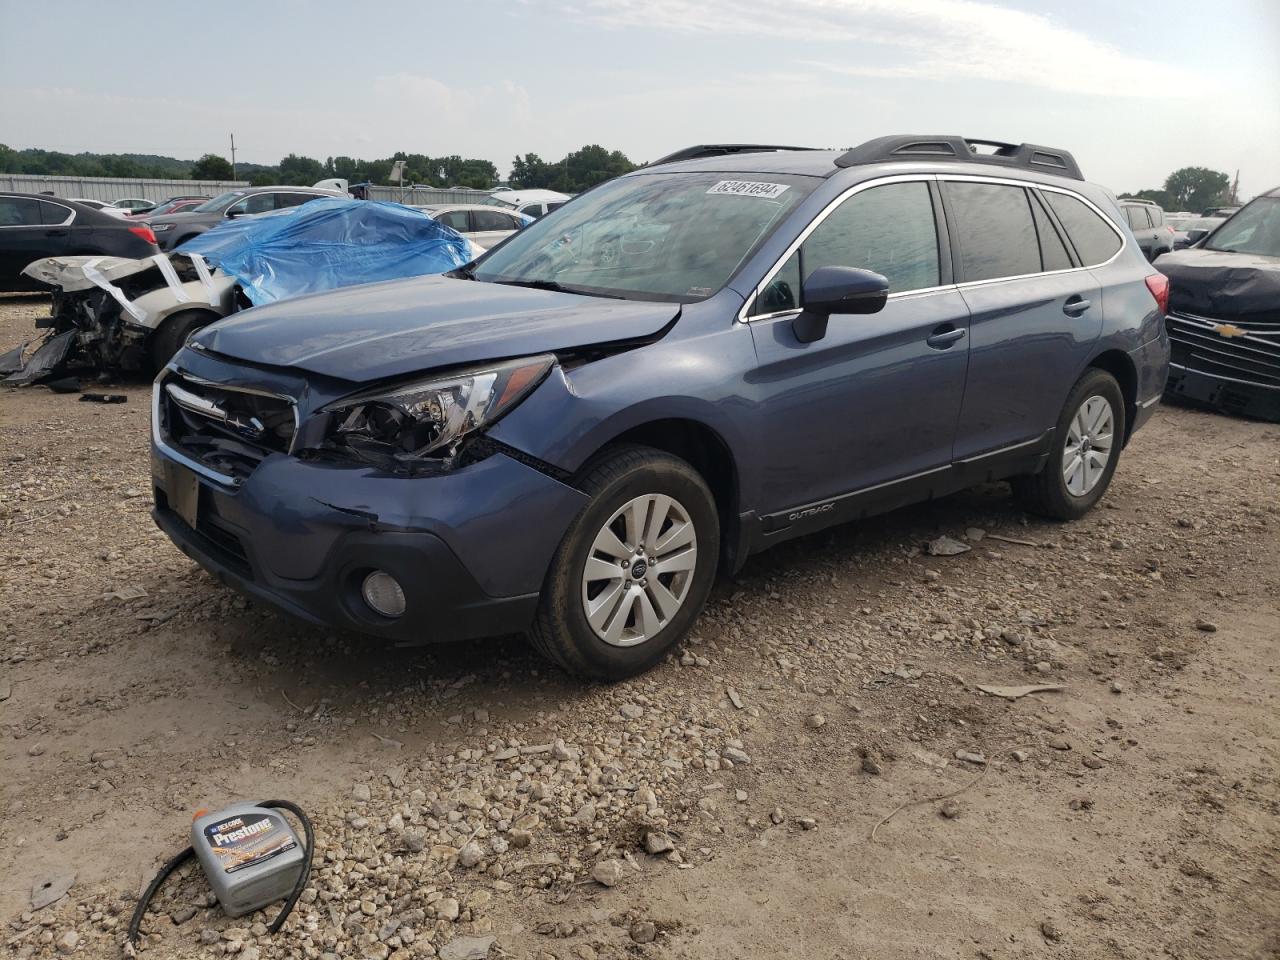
[0,174,249,203]
[0,174,501,207]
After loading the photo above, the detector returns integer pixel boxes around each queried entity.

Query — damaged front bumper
[149,366,589,644]
[1164,311,1280,422]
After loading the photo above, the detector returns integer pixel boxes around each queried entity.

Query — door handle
[926,326,966,349]
[1063,295,1092,316]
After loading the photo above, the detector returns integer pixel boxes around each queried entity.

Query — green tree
[510,153,551,189]
[190,153,234,181]
[1163,167,1230,213]
[278,153,326,185]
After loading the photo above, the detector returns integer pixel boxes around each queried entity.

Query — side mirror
[1186,228,1209,245]
[792,265,889,343]
[226,208,245,219]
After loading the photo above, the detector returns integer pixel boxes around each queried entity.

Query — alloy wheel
[580,493,698,647]
[1063,395,1115,497]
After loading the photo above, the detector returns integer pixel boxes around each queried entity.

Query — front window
[473,172,816,301]
[193,191,245,213]
[1204,197,1280,257]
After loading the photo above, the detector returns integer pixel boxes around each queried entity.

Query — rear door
[945,179,1102,462]
[39,199,87,256]
[746,177,972,519]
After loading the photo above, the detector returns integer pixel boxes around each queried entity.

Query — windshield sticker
[707,180,790,200]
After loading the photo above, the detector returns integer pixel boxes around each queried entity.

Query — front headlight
[321,354,555,466]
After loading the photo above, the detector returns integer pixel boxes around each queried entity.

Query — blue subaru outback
[151,135,1170,679]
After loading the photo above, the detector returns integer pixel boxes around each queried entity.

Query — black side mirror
[792,265,889,343]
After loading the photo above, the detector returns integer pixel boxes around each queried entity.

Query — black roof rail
[648,144,818,167]
[834,135,1084,181]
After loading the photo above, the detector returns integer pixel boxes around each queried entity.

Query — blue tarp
[177,198,476,305]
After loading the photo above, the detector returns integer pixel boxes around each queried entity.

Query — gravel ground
[1,292,1278,960]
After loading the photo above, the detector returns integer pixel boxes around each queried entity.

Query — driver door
[745,179,971,533]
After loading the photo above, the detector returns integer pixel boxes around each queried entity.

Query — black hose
[125,800,313,949]
[257,799,315,935]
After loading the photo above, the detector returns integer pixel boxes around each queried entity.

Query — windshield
[473,172,816,301]
[192,191,245,213]
[1204,197,1280,257]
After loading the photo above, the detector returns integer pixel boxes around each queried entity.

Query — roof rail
[648,144,818,167]
[834,135,1084,181]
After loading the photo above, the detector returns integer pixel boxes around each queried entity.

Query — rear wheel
[1014,368,1126,521]
[149,309,216,371]
[529,444,719,680]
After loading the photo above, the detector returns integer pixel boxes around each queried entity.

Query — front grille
[158,373,297,481]
[1166,311,1280,390]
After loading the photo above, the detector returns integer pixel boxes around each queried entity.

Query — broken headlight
[321,354,554,464]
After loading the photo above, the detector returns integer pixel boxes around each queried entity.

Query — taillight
[1145,273,1169,315]
[128,224,157,245]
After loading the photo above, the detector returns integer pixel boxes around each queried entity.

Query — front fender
[486,324,760,496]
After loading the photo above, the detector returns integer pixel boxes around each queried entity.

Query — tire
[1014,368,1126,521]
[149,309,216,372]
[529,444,720,680]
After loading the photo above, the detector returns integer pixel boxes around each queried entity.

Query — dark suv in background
[151,135,1170,679]
[1119,198,1174,261]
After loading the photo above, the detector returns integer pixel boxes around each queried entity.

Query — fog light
[361,571,406,618]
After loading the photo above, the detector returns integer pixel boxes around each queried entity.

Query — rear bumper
[150,443,588,644]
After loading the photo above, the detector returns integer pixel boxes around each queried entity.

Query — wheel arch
[1086,349,1138,444]
[576,417,743,576]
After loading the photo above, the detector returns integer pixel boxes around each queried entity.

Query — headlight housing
[321,354,555,467]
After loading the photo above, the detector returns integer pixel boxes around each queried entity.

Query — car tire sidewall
[1044,370,1126,518]
[544,454,719,680]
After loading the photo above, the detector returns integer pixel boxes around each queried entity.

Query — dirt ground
[1,292,1277,960]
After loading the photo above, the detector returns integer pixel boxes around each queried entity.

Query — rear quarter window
[1045,192,1124,266]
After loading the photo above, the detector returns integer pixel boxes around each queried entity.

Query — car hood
[1158,248,1280,321]
[193,274,679,382]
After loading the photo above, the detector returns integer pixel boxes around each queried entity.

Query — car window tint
[237,193,275,214]
[38,200,72,225]
[278,193,317,209]
[1126,206,1151,230]
[436,210,471,232]
[946,182,1039,282]
[1030,195,1072,271]
[1148,207,1163,226]
[0,197,43,226]
[749,249,802,316]
[801,181,940,293]
[473,209,517,231]
[1045,192,1123,266]
[520,204,545,219]
[546,202,565,213]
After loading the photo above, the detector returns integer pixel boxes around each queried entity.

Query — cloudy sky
[1,0,1277,197]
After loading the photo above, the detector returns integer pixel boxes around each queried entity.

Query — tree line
[1122,166,1236,213]
[0,143,640,193]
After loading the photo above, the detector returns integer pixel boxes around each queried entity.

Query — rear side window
[1045,192,1123,266]
[277,193,318,209]
[0,197,42,226]
[1125,206,1151,230]
[473,209,518,231]
[1148,207,1163,226]
[39,201,73,225]
[946,182,1039,282]
[1030,195,1073,271]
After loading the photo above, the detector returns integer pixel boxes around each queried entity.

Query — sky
[1,0,1277,199]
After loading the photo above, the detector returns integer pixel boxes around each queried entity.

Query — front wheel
[1014,368,1126,521]
[149,309,217,372]
[529,444,720,680]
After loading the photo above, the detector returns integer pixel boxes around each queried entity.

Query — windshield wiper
[493,278,623,299]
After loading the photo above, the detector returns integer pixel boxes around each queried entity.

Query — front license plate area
[167,461,200,530]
